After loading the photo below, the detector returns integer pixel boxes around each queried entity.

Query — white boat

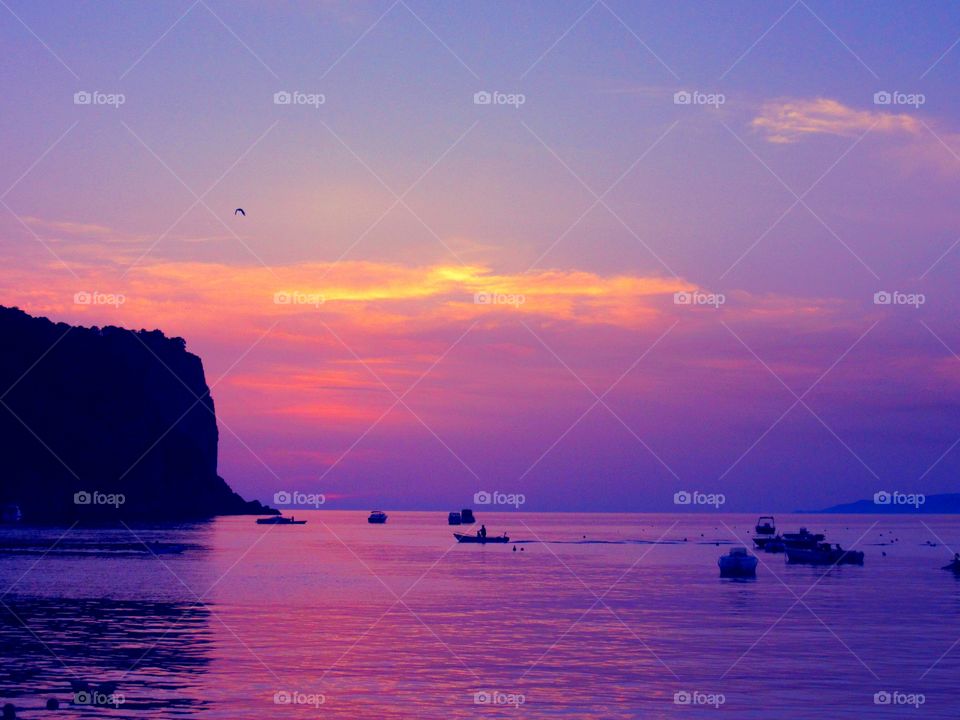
[718,547,758,578]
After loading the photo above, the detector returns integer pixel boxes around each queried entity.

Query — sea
[1,512,958,718]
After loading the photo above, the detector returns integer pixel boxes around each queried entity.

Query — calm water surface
[1,512,959,718]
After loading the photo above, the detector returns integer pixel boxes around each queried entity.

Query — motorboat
[459,509,476,524]
[941,556,960,573]
[781,528,825,549]
[256,516,306,525]
[786,543,864,566]
[448,512,462,525]
[755,515,776,535]
[718,547,758,578]
[368,510,388,524]
[454,532,509,544]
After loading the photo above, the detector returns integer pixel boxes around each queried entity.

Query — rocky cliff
[0,306,274,522]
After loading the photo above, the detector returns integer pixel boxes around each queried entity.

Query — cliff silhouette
[0,306,275,522]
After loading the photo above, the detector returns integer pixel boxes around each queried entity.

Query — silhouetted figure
[2,703,16,719]
[46,698,58,710]
[479,524,487,539]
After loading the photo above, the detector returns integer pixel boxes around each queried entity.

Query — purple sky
[1,1,960,511]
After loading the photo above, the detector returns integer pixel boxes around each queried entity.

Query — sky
[1,0,960,512]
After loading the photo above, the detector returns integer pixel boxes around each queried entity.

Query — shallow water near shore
[1,512,959,718]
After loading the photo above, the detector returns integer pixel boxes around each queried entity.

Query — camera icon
[873,91,892,105]
[873,491,891,505]
[473,292,491,305]
[473,691,492,705]
[273,291,292,305]
[74,491,92,505]
[474,490,492,505]
[673,690,692,705]
[74,291,92,305]
[74,91,92,105]
[273,690,291,705]
[673,291,692,305]
[874,690,891,705]
[673,490,691,505]
[274,91,292,105]
[873,291,891,305]
[473,91,492,105]
[673,90,692,105]
[274,490,292,505]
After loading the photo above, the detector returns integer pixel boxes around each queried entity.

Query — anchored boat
[256,516,306,525]
[786,542,864,566]
[368,510,388,524]
[718,547,759,578]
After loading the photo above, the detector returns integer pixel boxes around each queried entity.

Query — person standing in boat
[479,524,487,540]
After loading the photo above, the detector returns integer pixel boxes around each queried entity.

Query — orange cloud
[751,97,921,144]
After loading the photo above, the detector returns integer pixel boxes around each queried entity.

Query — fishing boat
[256,516,306,525]
[942,556,960,573]
[448,511,462,525]
[718,547,759,578]
[786,542,864,566]
[459,509,476,524]
[368,510,388,524]
[454,532,509,544]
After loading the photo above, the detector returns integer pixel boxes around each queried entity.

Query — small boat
[782,528,825,549]
[786,543,864,566]
[942,556,960,573]
[718,547,758,578]
[448,511,462,525]
[459,509,476,524]
[755,515,776,535]
[762,537,786,553]
[368,510,388,524]
[454,532,509,544]
[256,516,306,525]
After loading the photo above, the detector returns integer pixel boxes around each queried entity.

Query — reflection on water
[0,513,959,719]
[0,598,211,716]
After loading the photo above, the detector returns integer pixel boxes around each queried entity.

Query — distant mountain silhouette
[801,493,960,514]
[0,306,275,522]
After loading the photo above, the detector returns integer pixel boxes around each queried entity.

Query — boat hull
[454,533,509,544]
[785,548,864,565]
[718,556,758,578]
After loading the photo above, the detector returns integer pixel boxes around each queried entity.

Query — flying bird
[234,208,245,216]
